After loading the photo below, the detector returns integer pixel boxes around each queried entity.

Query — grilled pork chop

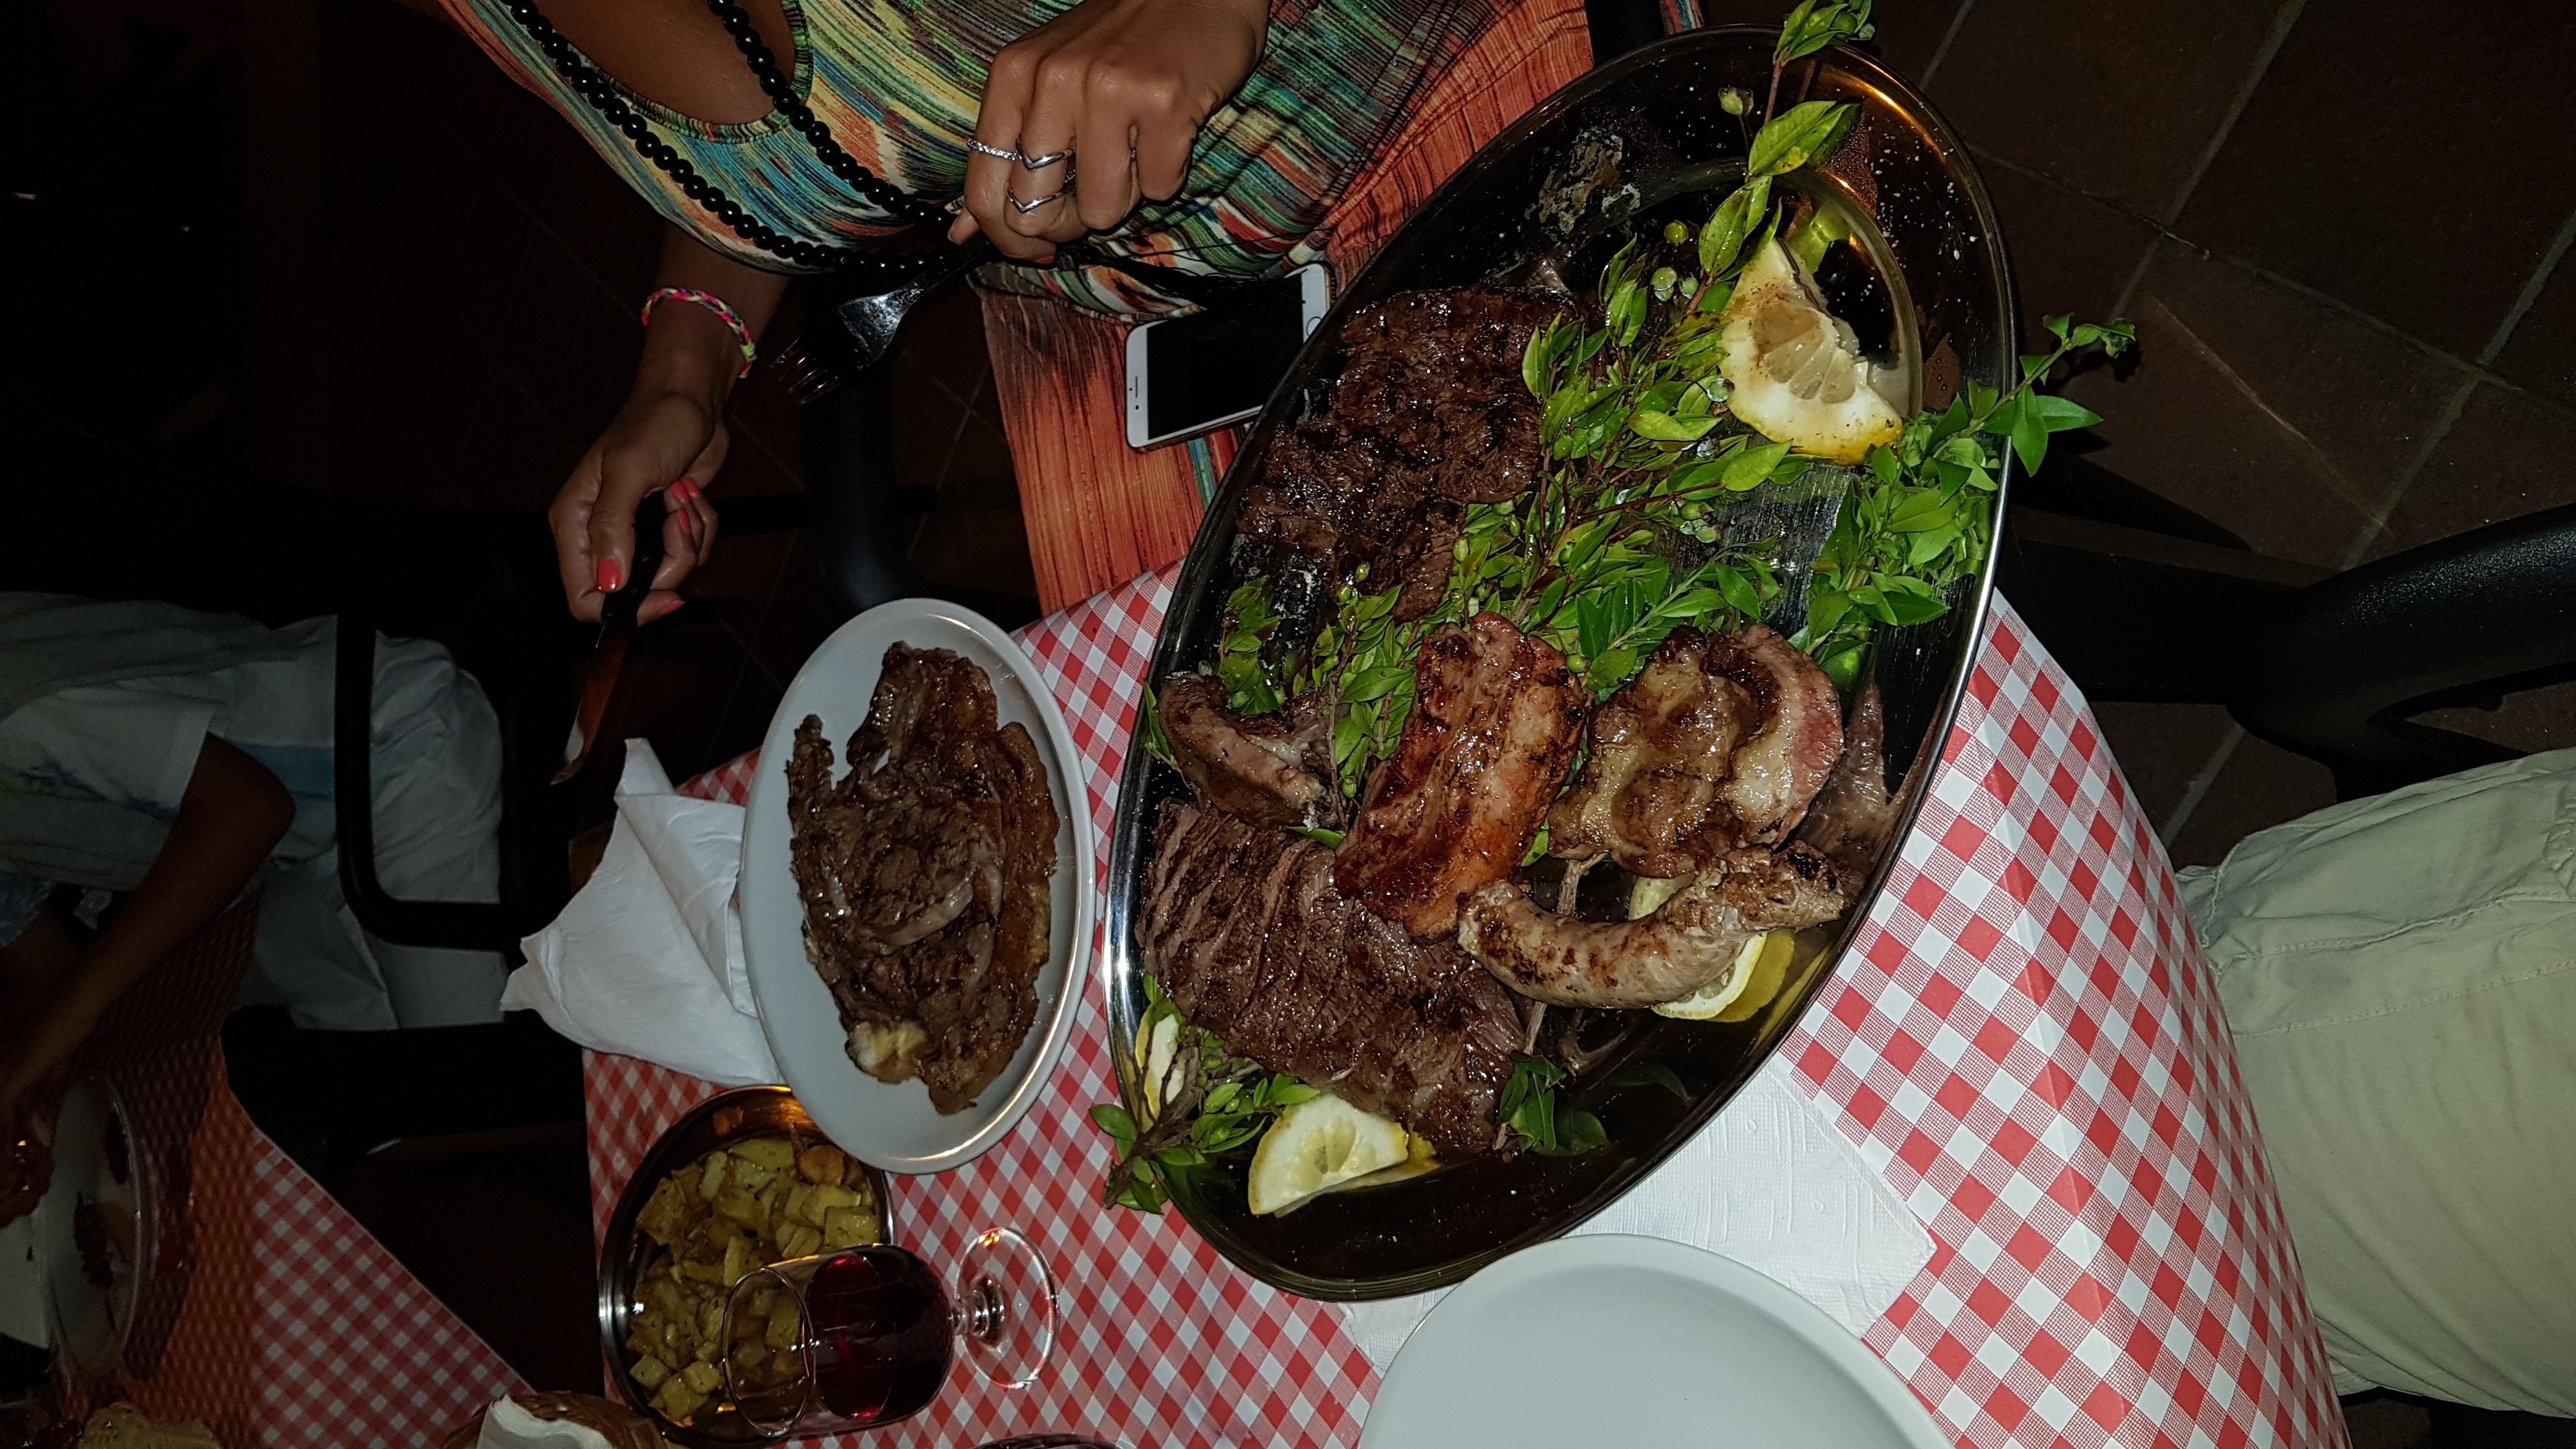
[1547,624,1844,877]
[1334,614,1586,939]
[1142,802,1524,1155]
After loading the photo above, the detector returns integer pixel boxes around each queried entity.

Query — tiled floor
[1896,0,2576,861]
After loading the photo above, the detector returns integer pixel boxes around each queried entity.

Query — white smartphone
[1124,263,1333,450]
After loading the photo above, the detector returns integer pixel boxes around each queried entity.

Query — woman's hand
[551,388,725,624]
[547,227,788,622]
[949,0,1269,261]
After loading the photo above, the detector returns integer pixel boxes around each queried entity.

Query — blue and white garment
[0,609,509,1031]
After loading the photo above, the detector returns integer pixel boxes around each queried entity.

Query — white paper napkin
[507,741,779,1085]
[476,1398,614,1449]
[1340,1054,1933,1373]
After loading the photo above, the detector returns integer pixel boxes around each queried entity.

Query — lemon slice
[1652,930,1797,1021]
[1246,1092,1414,1216]
[1719,239,1904,464]
[1137,1013,1182,1124]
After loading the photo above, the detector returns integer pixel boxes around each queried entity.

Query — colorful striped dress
[441,0,1527,316]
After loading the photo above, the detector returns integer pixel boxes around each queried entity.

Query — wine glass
[721,1230,1057,1436]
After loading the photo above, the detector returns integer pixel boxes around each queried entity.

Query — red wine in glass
[724,1230,1057,1439]
[804,1247,953,1424]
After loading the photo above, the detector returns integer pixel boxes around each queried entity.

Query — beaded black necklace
[499,0,945,281]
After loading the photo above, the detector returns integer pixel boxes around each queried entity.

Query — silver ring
[1008,192,1065,214]
[1018,150,1071,171]
[967,139,1020,162]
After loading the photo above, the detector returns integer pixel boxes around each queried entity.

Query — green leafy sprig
[1499,1055,1606,1156]
[1800,313,2136,687]
[1214,578,1286,716]
[1767,0,1874,121]
[1090,977,1321,1214]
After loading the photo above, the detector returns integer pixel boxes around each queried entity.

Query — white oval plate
[739,599,1095,1174]
[1361,1236,1948,1449]
[33,1076,150,1372]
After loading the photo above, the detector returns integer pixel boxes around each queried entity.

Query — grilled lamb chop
[1335,614,1586,939]
[1459,844,1848,1008]
[1156,675,1334,829]
[1547,624,1844,877]
[1142,802,1524,1155]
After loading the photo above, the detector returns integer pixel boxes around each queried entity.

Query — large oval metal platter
[1103,26,2016,1298]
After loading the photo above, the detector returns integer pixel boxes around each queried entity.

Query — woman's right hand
[550,385,726,623]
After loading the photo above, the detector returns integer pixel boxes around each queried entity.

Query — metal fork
[772,238,996,404]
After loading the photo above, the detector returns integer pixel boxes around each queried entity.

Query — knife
[554,489,671,785]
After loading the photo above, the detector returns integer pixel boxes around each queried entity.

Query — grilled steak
[1548,624,1844,877]
[1335,614,1586,939]
[1238,286,1566,620]
[1142,802,1524,1155]
[1156,674,1335,829]
[788,645,1059,1114]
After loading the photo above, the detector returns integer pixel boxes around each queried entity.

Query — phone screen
[1144,274,1310,441]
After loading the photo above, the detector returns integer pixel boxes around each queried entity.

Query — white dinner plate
[31,1077,150,1373]
[739,599,1095,1174]
[1361,1236,1949,1449]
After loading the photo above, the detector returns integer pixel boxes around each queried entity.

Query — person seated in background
[2181,747,2576,1420]
[0,592,510,1150]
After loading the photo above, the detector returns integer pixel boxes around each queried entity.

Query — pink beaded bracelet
[641,286,756,377]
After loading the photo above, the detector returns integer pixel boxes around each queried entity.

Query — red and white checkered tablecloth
[586,571,2345,1449]
[70,901,526,1448]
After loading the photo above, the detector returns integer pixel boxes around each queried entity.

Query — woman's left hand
[949,0,1269,261]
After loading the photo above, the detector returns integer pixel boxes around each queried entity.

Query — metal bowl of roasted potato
[598,1087,896,1445]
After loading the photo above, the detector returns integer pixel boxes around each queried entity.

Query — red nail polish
[596,558,624,594]
[676,477,701,502]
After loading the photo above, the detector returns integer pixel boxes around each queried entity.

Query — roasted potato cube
[765,1291,802,1349]
[675,1257,724,1285]
[713,1188,767,1229]
[731,1159,778,1194]
[796,1143,848,1187]
[732,1137,797,1171]
[822,1206,877,1249]
[698,1153,730,1200]
[630,1354,673,1391]
[721,1233,753,1285]
[784,1183,820,1228]
[681,1359,724,1395]
[776,1222,823,1261]
[636,1176,694,1247]
[648,1275,686,1317]
[653,1378,707,1424]
[808,1183,864,1215]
